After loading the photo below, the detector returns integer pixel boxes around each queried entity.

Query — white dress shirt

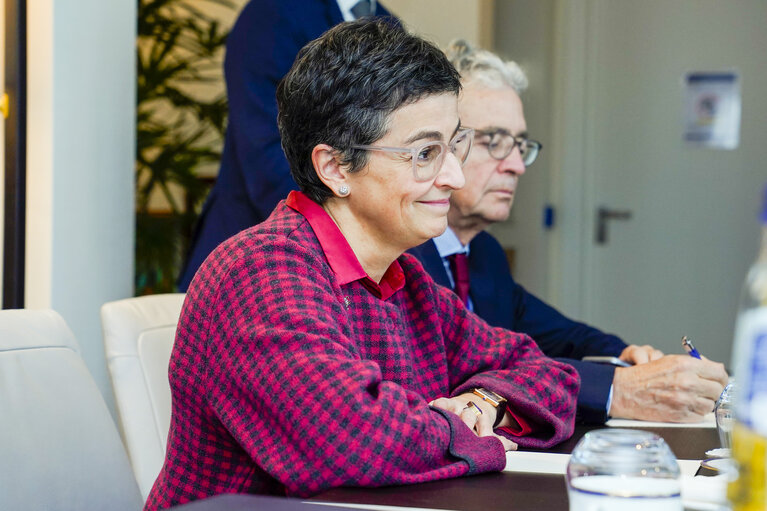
[336,0,377,21]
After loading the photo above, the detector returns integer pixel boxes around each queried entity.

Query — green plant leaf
[136,0,233,295]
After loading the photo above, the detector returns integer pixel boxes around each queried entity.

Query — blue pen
[682,336,702,359]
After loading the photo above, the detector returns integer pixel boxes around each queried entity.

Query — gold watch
[472,388,507,427]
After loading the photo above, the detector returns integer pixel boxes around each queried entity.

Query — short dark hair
[277,18,461,204]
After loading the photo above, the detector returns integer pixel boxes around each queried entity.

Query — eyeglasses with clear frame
[474,129,542,167]
[349,127,474,182]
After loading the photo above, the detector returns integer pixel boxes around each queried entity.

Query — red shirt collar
[286,191,405,300]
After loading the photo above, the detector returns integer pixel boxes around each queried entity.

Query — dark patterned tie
[448,253,470,305]
[351,0,374,18]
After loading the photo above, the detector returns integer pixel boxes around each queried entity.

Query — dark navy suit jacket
[179,0,394,290]
[409,232,628,424]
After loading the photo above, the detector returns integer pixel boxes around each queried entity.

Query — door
[2,0,25,308]
[570,0,767,364]
[0,1,5,299]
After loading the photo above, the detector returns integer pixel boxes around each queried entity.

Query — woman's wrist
[470,388,507,427]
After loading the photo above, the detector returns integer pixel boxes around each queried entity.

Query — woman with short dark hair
[145,19,578,510]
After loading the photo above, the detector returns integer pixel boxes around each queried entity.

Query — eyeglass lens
[484,132,540,166]
[413,129,473,181]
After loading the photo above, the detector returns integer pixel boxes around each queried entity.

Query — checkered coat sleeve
[420,262,579,445]
[145,204,578,509]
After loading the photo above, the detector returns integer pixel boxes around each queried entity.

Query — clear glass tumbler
[714,380,735,450]
[566,428,682,511]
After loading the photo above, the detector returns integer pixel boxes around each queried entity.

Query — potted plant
[136,0,234,294]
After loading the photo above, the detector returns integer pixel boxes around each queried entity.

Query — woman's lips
[418,198,451,209]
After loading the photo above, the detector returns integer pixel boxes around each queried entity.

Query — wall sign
[683,72,741,150]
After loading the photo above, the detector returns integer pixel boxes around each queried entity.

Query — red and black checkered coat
[145,192,578,509]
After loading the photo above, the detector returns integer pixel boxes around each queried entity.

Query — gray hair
[445,39,528,93]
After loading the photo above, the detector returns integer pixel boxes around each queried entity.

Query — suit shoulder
[407,240,437,259]
[470,232,513,273]
[399,251,427,274]
[472,231,505,253]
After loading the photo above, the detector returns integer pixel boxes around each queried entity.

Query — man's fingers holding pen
[619,344,664,365]
[695,357,729,387]
[693,377,729,404]
[658,354,728,386]
[609,354,727,422]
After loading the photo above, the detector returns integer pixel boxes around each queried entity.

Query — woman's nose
[435,152,466,190]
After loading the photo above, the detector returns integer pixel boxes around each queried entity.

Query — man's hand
[609,354,728,422]
[619,344,664,364]
[429,394,518,451]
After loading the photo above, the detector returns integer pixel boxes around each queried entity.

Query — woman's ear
[312,144,350,198]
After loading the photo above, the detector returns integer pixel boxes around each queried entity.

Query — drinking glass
[714,380,735,450]
[566,428,682,511]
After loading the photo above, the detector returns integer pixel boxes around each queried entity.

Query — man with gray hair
[410,40,728,424]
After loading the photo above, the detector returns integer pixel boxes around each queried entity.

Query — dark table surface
[311,424,721,511]
[170,494,373,511]
[536,423,720,460]
[168,424,720,511]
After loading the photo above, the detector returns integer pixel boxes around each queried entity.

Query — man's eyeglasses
[474,129,542,166]
[350,127,474,182]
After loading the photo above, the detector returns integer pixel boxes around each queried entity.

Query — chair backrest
[0,309,142,511]
[100,293,185,499]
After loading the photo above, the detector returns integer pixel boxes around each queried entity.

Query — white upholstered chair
[100,293,185,499]
[0,309,143,511]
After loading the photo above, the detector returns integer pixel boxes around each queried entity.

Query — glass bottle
[728,184,767,511]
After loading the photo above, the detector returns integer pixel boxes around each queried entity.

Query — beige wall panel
[382,0,494,49]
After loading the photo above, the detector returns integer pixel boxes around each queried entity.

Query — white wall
[383,0,495,50]
[27,0,136,412]
[490,0,556,299]
[492,0,766,365]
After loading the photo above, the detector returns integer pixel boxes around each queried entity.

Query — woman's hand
[429,394,517,451]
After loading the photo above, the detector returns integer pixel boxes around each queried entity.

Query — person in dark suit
[410,40,728,424]
[178,0,395,290]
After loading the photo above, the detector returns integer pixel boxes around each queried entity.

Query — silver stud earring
[338,185,350,196]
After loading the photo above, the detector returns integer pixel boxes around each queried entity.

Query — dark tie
[448,253,470,305]
[351,0,375,18]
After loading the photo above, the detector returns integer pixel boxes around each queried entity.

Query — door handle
[596,207,632,244]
